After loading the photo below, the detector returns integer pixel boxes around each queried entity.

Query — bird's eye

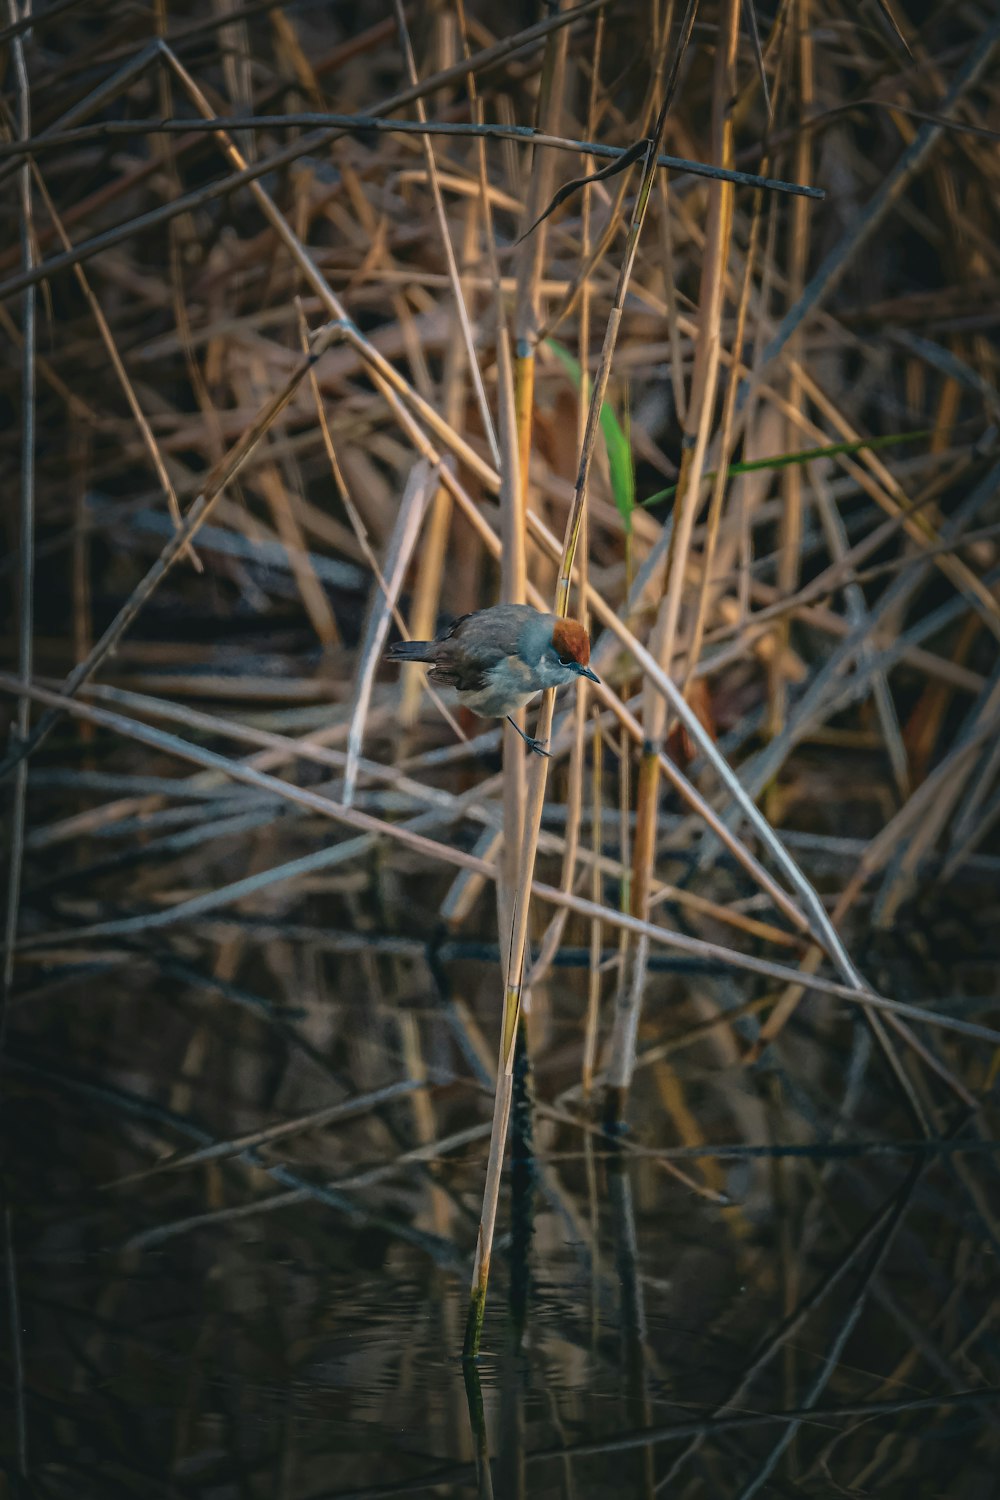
[558,654,575,667]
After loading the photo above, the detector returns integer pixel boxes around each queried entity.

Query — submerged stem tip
[463,1283,488,1359]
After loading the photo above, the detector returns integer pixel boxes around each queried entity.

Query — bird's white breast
[460,657,541,718]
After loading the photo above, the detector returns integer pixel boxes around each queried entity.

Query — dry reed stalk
[154,0,233,505]
[29,163,195,569]
[465,0,701,1354]
[603,0,738,1126]
[343,460,437,807]
[391,0,499,466]
[450,265,531,1342]
[512,0,572,500]
[296,302,429,671]
[395,22,500,744]
[517,5,592,998]
[523,7,604,1000]
[401,198,481,727]
[0,117,828,199]
[810,471,909,799]
[764,0,812,772]
[681,168,766,693]
[582,710,604,1097]
[232,348,339,647]
[464,143,531,1361]
[3,39,36,1450]
[496,322,528,953]
[0,0,34,1074]
[253,459,340,648]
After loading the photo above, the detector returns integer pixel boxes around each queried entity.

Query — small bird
[385,603,599,755]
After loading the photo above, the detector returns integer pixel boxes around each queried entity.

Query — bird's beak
[577,664,600,684]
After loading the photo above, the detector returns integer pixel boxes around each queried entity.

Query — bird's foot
[506,717,552,757]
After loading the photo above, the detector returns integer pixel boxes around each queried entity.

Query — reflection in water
[610,1157,655,1500]
[463,1358,495,1500]
[7,995,1000,1499]
[4,816,999,1498]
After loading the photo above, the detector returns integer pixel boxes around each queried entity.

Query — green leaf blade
[546,338,635,533]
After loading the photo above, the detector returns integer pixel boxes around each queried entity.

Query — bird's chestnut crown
[550,618,591,668]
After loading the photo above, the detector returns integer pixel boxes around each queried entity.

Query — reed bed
[2,1,1000,1494]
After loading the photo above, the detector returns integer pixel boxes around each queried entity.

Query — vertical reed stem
[604,0,738,1125]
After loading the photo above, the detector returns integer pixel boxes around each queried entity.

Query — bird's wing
[428,656,492,693]
[430,625,508,692]
[426,614,487,689]
[430,605,539,690]
[442,604,540,641]
[440,612,473,640]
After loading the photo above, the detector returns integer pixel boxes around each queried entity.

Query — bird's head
[519,613,600,689]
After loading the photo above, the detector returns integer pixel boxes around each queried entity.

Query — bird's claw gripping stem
[506,717,552,758]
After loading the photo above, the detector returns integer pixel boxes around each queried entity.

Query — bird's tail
[385,640,436,663]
